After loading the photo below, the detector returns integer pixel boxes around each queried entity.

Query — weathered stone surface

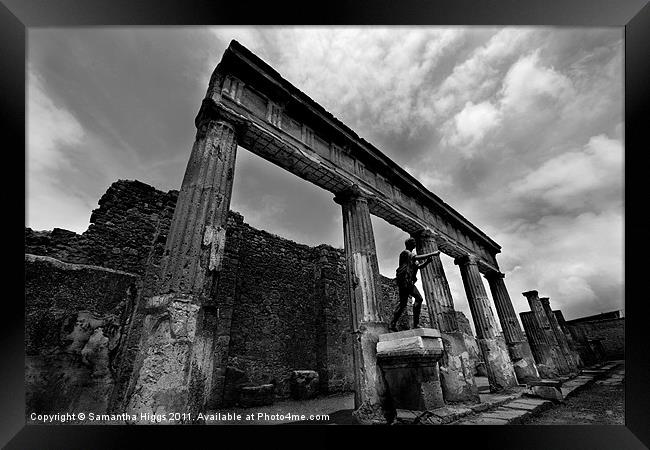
[505,399,552,411]
[430,406,473,423]
[522,291,572,375]
[239,384,275,407]
[455,416,508,425]
[438,331,480,403]
[540,298,579,373]
[485,272,540,383]
[526,383,564,402]
[377,328,445,413]
[379,328,441,341]
[482,407,530,423]
[336,186,391,424]
[25,254,137,416]
[456,255,518,392]
[377,331,444,359]
[290,370,320,400]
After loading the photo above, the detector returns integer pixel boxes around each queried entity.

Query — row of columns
[127,104,542,421]
[521,291,582,378]
[332,186,543,421]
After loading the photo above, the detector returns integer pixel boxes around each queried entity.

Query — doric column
[522,290,571,376]
[334,185,390,423]
[160,118,238,295]
[126,98,240,417]
[485,271,539,382]
[540,298,579,373]
[455,255,518,392]
[413,229,478,402]
[553,310,585,367]
[412,229,457,332]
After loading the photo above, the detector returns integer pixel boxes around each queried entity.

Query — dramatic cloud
[27,69,89,232]
[27,27,624,329]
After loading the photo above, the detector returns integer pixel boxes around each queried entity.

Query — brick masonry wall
[27,180,430,406]
[566,318,624,359]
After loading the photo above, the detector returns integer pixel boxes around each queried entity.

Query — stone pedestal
[377,329,445,413]
[485,272,540,383]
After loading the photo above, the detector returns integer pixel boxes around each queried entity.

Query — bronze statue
[389,237,439,331]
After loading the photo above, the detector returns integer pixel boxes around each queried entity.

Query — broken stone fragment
[238,384,275,407]
[289,370,320,400]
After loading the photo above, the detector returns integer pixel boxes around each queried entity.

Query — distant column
[413,229,479,403]
[455,255,518,392]
[334,185,390,424]
[522,290,571,376]
[553,310,586,367]
[485,271,540,383]
[540,298,579,373]
[127,105,240,416]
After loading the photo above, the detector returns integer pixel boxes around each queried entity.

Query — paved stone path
[522,363,624,425]
[206,361,623,425]
[452,360,623,425]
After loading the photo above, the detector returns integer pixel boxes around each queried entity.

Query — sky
[27,27,624,329]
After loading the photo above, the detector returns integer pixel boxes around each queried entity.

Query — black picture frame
[3,0,649,448]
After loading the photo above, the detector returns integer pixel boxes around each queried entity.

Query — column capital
[522,290,539,299]
[539,297,551,306]
[454,253,479,266]
[333,184,373,205]
[411,228,437,241]
[485,270,505,280]
[194,98,247,136]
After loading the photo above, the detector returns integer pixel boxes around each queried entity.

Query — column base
[377,328,445,414]
[126,293,216,420]
[351,321,392,424]
[439,331,480,403]
[507,341,540,383]
[478,338,518,392]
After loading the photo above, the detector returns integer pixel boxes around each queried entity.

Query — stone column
[522,291,571,376]
[540,298,579,373]
[485,271,540,383]
[455,255,518,392]
[126,106,239,417]
[413,229,479,402]
[334,185,390,424]
[553,310,585,368]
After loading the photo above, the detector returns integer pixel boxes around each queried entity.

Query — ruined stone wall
[566,318,624,359]
[25,179,178,276]
[25,254,137,416]
[26,179,414,407]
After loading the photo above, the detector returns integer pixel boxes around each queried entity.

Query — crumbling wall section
[25,179,178,276]
[566,318,624,360]
[25,179,418,407]
[25,254,137,416]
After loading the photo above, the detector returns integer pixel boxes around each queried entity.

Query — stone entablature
[204,40,501,274]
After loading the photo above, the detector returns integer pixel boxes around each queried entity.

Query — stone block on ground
[238,384,274,407]
[290,370,320,400]
[525,384,564,402]
[505,398,552,412]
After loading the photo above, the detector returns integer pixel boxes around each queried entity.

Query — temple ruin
[24,40,623,424]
